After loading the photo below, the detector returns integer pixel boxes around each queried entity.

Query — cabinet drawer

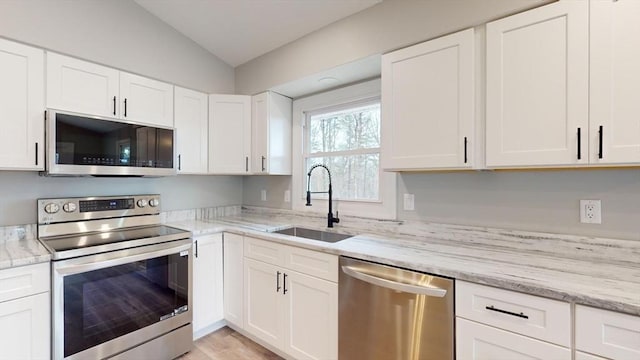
[456,318,571,360]
[456,281,571,347]
[284,246,338,283]
[0,262,49,303]
[576,305,640,360]
[244,237,285,266]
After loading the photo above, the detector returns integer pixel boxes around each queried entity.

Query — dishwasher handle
[341,265,447,298]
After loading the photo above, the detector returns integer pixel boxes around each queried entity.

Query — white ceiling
[134,0,382,67]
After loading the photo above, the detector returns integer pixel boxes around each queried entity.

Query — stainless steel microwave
[45,109,176,176]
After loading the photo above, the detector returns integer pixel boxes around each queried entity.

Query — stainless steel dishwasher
[339,256,454,360]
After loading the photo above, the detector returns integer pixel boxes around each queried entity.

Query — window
[291,79,396,220]
[304,99,381,201]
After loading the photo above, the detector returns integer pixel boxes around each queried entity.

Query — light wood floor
[180,327,282,360]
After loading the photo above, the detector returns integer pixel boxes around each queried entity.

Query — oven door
[52,238,192,360]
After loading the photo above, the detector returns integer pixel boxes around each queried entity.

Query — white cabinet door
[192,234,224,339]
[46,52,119,118]
[486,1,588,167]
[284,270,337,360]
[251,91,292,175]
[244,258,285,349]
[576,305,640,360]
[223,232,244,329]
[456,318,571,360]
[0,39,44,170]
[575,352,607,360]
[0,292,50,360]
[119,72,173,127]
[590,0,640,165]
[208,94,251,174]
[174,87,208,174]
[382,28,475,170]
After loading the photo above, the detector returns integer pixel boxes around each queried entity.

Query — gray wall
[0,0,243,226]
[398,170,640,241]
[243,176,293,210]
[235,0,550,95]
[0,0,234,93]
[0,172,243,226]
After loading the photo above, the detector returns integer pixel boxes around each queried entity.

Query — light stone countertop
[0,224,50,270]
[2,207,638,317]
[169,208,640,317]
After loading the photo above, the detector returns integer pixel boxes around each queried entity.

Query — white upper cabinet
[382,28,475,170]
[209,94,251,174]
[174,87,208,174]
[119,72,173,127]
[47,53,174,127]
[0,38,44,170]
[486,1,589,168]
[252,91,292,175]
[590,0,640,165]
[47,52,119,118]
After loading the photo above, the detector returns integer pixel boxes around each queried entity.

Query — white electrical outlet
[284,190,291,203]
[580,200,601,224]
[403,193,415,211]
[260,189,267,202]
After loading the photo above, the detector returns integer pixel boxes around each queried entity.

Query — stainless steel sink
[273,227,352,243]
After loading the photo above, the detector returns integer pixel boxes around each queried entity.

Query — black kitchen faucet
[306,164,340,228]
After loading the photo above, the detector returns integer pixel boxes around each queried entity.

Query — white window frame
[292,78,397,220]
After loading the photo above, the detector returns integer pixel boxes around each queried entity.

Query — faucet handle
[334,211,340,223]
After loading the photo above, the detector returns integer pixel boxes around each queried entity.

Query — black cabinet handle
[178,154,181,171]
[485,305,529,319]
[261,156,266,171]
[194,240,198,258]
[276,271,281,292]
[246,156,249,172]
[113,96,116,115]
[598,125,603,159]
[463,137,468,164]
[35,143,38,166]
[124,98,128,117]
[577,127,581,160]
[283,273,288,294]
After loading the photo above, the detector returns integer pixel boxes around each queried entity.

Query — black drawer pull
[283,273,288,294]
[577,127,581,160]
[464,136,468,164]
[598,125,603,159]
[485,305,529,319]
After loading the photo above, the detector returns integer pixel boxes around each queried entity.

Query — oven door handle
[55,242,192,276]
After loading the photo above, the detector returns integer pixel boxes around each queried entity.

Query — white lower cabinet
[192,233,224,339]
[243,237,338,360]
[456,280,571,360]
[575,305,640,360]
[575,352,607,360]
[223,232,244,329]
[456,318,571,360]
[244,258,285,347]
[0,263,50,360]
[284,270,337,360]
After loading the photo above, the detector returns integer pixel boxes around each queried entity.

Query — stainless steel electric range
[37,195,193,360]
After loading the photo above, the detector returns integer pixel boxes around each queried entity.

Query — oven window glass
[55,113,174,168]
[63,253,189,357]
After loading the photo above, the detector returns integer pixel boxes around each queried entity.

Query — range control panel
[38,195,160,225]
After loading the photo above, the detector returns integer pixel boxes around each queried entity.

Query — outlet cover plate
[580,199,601,224]
[403,194,415,211]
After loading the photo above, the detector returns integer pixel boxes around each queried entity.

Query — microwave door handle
[56,242,192,276]
[341,265,447,297]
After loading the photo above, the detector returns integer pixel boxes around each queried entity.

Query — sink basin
[273,227,352,243]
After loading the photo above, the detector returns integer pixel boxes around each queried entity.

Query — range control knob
[62,202,77,213]
[137,199,148,208]
[149,199,160,207]
[44,203,60,214]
